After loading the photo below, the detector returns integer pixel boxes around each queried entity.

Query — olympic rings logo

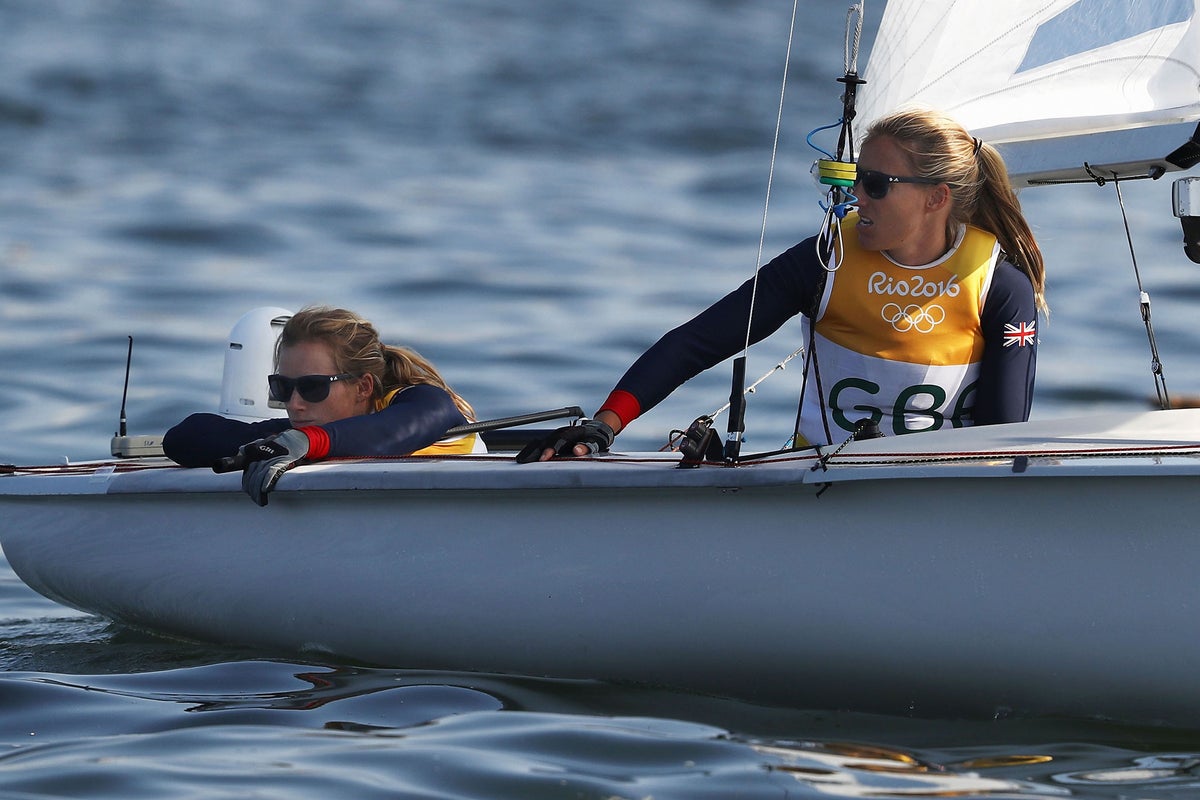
[882,303,945,333]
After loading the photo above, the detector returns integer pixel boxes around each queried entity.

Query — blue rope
[805,120,843,160]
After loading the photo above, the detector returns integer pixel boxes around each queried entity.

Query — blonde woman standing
[166,306,479,504]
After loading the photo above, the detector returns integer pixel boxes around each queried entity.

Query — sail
[859,0,1200,185]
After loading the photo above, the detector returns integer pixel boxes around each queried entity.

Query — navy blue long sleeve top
[163,383,469,468]
[604,235,1037,428]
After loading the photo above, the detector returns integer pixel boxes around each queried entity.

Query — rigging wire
[844,2,864,75]
[811,2,866,272]
[740,0,801,359]
[718,1,866,464]
[660,347,805,453]
[793,3,867,451]
[720,0,802,464]
[711,348,806,423]
[1084,164,1171,409]
[837,2,866,159]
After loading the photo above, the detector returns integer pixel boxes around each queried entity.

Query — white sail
[860,0,1200,184]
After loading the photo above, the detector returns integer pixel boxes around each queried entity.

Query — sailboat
[3,0,1200,726]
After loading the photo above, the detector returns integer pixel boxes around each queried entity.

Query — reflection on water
[5,576,1200,800]
[7,659,1200,799]
[758,742,1065,797]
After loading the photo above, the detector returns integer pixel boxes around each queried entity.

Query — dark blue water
[3,1,1200,796]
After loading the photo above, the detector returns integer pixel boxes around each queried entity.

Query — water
[2,1,1200,796]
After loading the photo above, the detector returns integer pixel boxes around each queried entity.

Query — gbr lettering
[829,377,978,435]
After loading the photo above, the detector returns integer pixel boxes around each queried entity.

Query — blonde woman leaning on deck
[165,306,479,504]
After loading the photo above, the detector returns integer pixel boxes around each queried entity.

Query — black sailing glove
[223,429,311,507]
[515,419,615,463]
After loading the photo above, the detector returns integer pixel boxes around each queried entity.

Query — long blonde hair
[276,306,476,420]
[864,108,1047,312]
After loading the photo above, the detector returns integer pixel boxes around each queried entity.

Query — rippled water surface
[3,1,1200,797]
[8,550,1200,800]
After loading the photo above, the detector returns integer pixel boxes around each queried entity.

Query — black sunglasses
[268,373,355,404]
[855,169,941,200]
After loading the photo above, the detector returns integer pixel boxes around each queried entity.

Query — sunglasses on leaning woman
[268,373,356,404]
[854,169,941,200]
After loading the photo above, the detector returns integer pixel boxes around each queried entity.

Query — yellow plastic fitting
[816,159,856,188]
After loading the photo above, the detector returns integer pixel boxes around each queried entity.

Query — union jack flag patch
[1003,321,1037,347]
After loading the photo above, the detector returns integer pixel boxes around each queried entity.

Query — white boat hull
[3,409,1200,725]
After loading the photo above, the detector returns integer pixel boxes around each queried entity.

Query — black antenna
[117,335,133,437]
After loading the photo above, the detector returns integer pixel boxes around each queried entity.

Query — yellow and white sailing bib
[800,215,1000,444]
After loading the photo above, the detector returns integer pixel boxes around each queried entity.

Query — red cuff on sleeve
[598,390,642,429]
[296,425,331,460]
